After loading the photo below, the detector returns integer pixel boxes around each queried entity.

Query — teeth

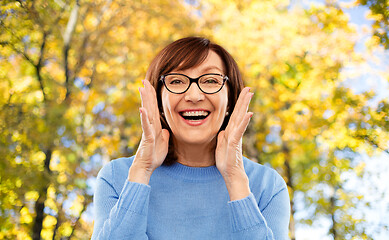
[181,111,209,117]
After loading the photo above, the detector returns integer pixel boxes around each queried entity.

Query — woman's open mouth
[179,110,210,125]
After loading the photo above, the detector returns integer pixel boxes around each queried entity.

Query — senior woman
[92,37,290,239]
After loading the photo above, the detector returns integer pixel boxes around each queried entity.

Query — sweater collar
[160,162,222,182]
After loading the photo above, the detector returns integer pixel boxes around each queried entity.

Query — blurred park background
[1,0,388,239]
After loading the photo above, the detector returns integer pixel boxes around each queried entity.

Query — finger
[139,86,145,108]
[227,88,253,131]
[229,87,251,123]
[145,78,158,101]
[139,83,153,114]
[139,85,156,130]
[146,80,162,121]
[143,79,162,129]
[140,80,154,124]
[233,112,253,141]
[141,80,159,128]
[235,89,253,120]
[139,107,153,139]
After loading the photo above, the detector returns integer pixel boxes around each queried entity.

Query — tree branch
[364,136,389,155]
[52,200,64,240]
[0,19,37,66]
[64,0,80,101]
[3,42,36,67]
[36,31,48,102]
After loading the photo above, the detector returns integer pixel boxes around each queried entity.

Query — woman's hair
[145,36,244,165]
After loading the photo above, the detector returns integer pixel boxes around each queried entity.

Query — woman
[92,37,290,239]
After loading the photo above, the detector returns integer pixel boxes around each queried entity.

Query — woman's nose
[184,83,205,102]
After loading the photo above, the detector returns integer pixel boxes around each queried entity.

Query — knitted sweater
[92,156,290,239]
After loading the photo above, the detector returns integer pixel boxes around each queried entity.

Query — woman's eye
[170,79,184,84]
[203,78,218,84]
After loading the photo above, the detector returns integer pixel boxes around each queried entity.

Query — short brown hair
[146,37,244,165]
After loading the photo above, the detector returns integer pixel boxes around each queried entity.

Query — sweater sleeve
[228,188,290,240]
[91,162,151,240]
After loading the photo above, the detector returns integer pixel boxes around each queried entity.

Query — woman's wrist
[128,164,153,185]
[223,171,251,201]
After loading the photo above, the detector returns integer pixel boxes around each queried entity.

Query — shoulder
[96,156,135,192]
[242,157,288,209]
[243,157,286,188]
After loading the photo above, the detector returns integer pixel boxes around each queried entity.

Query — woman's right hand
[128,79,170,184]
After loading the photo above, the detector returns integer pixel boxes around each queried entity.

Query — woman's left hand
[215,87,254,201]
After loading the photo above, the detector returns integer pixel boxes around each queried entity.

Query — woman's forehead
[173,51,225,74]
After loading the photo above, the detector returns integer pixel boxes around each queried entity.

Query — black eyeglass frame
[159,73,229,94]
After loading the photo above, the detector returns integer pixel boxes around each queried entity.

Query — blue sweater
[92,156,290,239]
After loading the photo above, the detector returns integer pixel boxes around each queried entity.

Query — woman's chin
[174,133,217,146]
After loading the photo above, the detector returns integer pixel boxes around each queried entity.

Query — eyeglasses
[160,73,229,94]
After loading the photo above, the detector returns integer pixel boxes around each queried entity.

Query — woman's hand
[215,87,253,200]
[128,79,170,185]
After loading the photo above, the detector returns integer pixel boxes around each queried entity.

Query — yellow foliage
[58,87,67,103]
[31,151,46,165]
[96,62,109,74]
[59,222,73,237]
[84,14,99,31]
[1,0,387,239]
[25,191,39,201]
[17,231,32,240]
[365,10,384,21]
[15,178,22,188]
[70,195,85,216]
[20,207,33,224]
[354,162,366,177]
[25,90,44,103]
[271,153,285,168]
[13,76,33,93]
[43,215,57,228]
[58,172,68,184]
[41,228,54,240]
[45,187,58,211]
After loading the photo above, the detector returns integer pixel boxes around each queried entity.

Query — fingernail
[142,79,145,86]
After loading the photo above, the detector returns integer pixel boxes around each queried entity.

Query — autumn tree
[356,0,389,49]
[1,0,197,239]
[195,0,389,239]
[1,0,388,239]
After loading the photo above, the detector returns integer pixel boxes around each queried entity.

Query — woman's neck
[174,138,216,167]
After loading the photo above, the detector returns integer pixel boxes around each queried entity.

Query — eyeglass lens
[164,75,224,94]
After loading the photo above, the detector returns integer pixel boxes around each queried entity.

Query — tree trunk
[329,194,337,240]
[64,1,80,101]
[52,202,64,240]
[32,193,46,240]
[32,149,52,240]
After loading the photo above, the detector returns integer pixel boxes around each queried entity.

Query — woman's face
[161,50,229,146]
